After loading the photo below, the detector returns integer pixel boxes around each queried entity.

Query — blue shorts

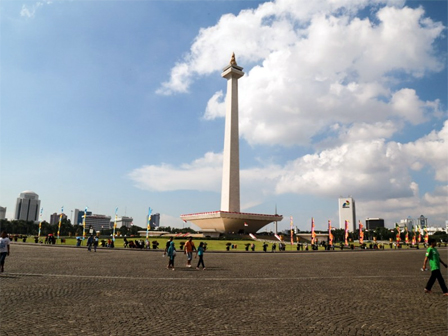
[186,252,193,260]
[0,252,7,264]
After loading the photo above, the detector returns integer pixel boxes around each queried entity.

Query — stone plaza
[1,244,447,335]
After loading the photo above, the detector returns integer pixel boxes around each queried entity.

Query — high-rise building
[14,191,41,222]
[0,206,6,220]
[338,197,356,232]
[50,213,68,225]
[73,208,93,225]
[150,213,160,229]
[366,218,385,230]
[115,216,133,228]
[85,215,112,231]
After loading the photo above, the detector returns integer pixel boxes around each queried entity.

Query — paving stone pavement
[1,244,447,336]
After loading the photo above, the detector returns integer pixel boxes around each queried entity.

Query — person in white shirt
[0,231,11,273]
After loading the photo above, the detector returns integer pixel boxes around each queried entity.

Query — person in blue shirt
[196,242,206,270]
[167,241,176,270]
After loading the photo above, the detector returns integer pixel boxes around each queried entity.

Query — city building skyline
[14,191,41,223]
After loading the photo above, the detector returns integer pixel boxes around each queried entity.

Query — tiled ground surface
[1,244,447,335]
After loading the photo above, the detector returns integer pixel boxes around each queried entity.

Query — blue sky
[1,0,447,231]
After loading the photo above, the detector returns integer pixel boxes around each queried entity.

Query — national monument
[180,54,283,234]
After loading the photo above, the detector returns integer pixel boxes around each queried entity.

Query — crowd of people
[1,231,448,296]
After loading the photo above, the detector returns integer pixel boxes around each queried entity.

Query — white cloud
[204,90,225,120]
[403,120,448,181]
[141,0,447,225]
[157,0,444,148]
[128,152,222,192]
[20,2,50,18]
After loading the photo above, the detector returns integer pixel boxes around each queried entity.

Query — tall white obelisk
[181,54,282,234]
[221,53,244,213]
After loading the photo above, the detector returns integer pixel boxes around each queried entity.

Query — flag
[146,207,153,239]
[311,217,316,245]
[405,226,409,245]
[57,206,64,239]
[395,223,401,243]
[82,207,88,240]
[290,216,294,246]
[344,220,349,247]
[417,225,422,243]
[38,208,43,238]
[112,208,118,242]
[359,221,364,245]
[244,223,248,227]
[424,225,429,244]
[328,220,333,246]
[411,226,416,245]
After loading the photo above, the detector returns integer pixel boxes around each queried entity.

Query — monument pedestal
[181,211,282,234]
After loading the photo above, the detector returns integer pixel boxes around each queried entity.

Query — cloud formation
[20,2,50,18]
[158,0,445,148]
[129,121,447,222]
[136,0,447,225]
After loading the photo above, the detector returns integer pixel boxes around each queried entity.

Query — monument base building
[181,211,282,235]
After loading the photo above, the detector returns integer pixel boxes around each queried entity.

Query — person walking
[164,237,173,256]
[93,236,99,252]
[423,238,448,295]
[196,242,206,270]
[87,235,94,252]
[0,231,11,273]
[167,241,176,270]
[184,237,196,268]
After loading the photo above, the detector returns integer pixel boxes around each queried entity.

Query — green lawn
[18,235,428,252]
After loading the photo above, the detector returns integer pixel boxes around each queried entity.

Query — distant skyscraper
[338,197,356,232]
[116,216,133,228]
[366,218,385,230]
[74,208,92,225]
[85,215,112,231]
[150,213,160,229]
[0,206,6,220]
[50,213,67,225]
[14,191,41,222]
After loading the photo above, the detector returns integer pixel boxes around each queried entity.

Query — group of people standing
[86,235,99,252]
[1,232,448,296]
[164,237,205,271]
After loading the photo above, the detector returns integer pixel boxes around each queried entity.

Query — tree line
[0,219,144,237]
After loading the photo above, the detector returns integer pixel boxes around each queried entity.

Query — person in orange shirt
[183,237,196,268]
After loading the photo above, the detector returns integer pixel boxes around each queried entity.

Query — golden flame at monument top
[230,52,237,65]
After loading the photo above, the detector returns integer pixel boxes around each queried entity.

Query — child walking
[196,242,206,270]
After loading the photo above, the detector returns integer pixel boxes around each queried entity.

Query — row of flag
[395,223,428,245]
